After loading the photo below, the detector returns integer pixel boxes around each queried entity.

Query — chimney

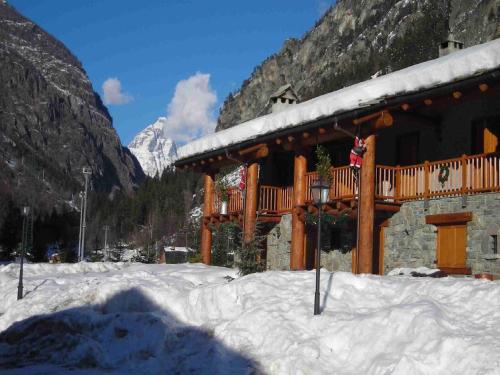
[439,32,464,57]
[439,0,464,57]
[269,84,299,113]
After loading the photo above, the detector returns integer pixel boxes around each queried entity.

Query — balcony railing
[209,153,500,216]
[305,152,500,202]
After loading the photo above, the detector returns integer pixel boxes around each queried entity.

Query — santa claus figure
[350,136,366,179]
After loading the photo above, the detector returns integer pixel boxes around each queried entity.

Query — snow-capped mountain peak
[128,117,177,177]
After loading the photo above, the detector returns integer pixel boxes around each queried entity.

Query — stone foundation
[266,214,354,272]
[384,192,500,278]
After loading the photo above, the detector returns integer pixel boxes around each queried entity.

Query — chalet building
[175,39,500,278]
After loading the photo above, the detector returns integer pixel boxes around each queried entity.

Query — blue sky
[9,0,335,145]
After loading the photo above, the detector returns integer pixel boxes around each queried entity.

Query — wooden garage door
[437,224,466,271]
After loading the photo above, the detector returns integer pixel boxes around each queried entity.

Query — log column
[358,134,376,274]
[291,151,307,270]
[484,127,498,153]
[201,173,214,264]
[243,162,259,243]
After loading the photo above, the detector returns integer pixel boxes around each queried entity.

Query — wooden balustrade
[259,185,279,213]
[209,153,500,217]
[211,187,243,215]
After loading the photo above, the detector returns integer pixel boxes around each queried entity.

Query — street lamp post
[103,225,110,260]
[78,167,91,262]
[310,178,330,315]
[17,206,30,300]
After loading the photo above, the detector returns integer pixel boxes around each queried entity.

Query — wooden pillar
[244,162,259,243]
[358,134,376,274]
[201,173,214,264]
[484,127,498,153]
[291,151,307,270]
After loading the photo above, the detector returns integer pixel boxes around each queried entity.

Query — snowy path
[0,263,499,374]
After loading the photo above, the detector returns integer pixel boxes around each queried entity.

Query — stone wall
[384,192,500,277]
[266,214,292,270]
[266,214,354,272]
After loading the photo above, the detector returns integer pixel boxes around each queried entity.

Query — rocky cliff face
[0,3,144,212]
[217,0,499,130]
[129,117,177,177]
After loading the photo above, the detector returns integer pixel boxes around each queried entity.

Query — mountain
[217,0,500,130]
[128,117,177,177]
[0,2,145,214]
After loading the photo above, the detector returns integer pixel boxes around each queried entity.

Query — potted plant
[215,175,230,215]
[315,145,332,203]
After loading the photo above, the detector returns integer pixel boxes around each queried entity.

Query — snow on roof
[177,39,500,163]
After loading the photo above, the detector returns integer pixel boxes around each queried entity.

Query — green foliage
[305,212,348,227]
[215,174,230,201]
[235,224,266,276]
[211,222,238,268]
[187,252,203,263]
[315,145,332,184]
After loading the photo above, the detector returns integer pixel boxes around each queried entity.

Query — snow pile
[129,117,177,177]
[177,39,500,162]
[1,263,500,374]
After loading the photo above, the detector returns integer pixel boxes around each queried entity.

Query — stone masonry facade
[267,193,500,278]
[266,214,354,272]
[384,192,500,277]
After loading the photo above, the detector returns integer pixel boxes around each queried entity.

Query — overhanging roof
[176,39,500,166]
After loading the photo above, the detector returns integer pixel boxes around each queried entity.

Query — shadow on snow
[0,288,262,374]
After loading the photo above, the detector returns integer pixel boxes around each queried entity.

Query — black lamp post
[17,206,30,300]
[310,178,330,315]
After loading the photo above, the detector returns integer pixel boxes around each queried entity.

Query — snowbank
[177,39,500,162]
[1,263,499,374]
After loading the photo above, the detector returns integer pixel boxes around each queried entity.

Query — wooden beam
[353,111,383,126]
[479,83,489,92]
[425,212,472,225]
[358,134,376,274]
[201,173,214,265]
[257,216,282,223]
[291,152,307,270]
[375,203,400,213]
[244,163,259,243]
[373,111,394,130]
[238,143,267,156]
[237,143,269,161]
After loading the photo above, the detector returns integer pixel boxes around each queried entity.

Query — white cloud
[102,78,133,105]
[162,72,217,144]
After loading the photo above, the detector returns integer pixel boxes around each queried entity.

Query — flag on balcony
[239,166,246,191]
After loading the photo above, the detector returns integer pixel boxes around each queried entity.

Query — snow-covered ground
[1,263,499,374]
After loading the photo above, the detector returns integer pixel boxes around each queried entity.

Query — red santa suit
[350,136,365,170]
[239,166,246,191]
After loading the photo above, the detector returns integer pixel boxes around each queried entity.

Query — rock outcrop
[217,0,499,130]
[0,3,144,211]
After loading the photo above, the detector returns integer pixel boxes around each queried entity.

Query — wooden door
[437,224,467,272]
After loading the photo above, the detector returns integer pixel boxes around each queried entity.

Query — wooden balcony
[209,152,500,220]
